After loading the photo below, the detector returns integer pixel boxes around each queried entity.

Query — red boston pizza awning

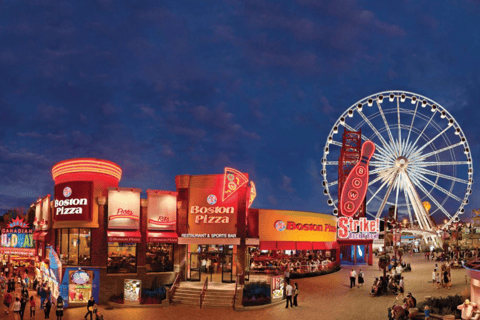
[147,232,178,243]
[296,242,313,250]
[107,230,142,243]
[33,232,48,241]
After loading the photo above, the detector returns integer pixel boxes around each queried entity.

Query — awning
[259,241,277,250]
[276,241,296,250]
[178,237,240,245]
[107,230,142,243]
[147,232,178,243]
[296,242,312,250]
[33,232,48,241]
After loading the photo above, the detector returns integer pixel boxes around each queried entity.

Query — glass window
[146,243,174,272]
[56,229,91,266]
[78,229,91,266]
[107,243,137,273]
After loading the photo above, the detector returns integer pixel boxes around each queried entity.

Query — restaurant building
[20,157,383,305]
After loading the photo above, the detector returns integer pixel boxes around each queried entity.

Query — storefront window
[146,243,174,272]
[56,228,91,266]
[107,243,137,273]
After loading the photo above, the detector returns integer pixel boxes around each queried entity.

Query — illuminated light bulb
[455,127,461,135]
[378,95,384,103]
[357,103,363,111]
[441,111,447,119]
[422,100,428,107]
[400,94,406,102]
[448,119,454,126]
[389,94,395,102]
[411,96,417,104]
[348,110,354,117]
[431,105,437,112]
[368,99,373,107]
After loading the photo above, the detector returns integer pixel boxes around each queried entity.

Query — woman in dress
[358,269,364,288]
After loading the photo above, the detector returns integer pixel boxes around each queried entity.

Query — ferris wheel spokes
[408,126,452,160]
[415,167,469,184]
[405,111,437,158]
[412,141,464,163]
[376,171,399,218]
[404,99,420,153]
[402,171,434,231]
[376,100,397,153]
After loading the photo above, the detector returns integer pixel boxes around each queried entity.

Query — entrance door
[189,253,201,281]
[221,254,233,283]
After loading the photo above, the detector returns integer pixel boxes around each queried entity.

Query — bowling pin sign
[340,140,375,217]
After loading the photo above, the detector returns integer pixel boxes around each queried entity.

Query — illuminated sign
[339,141,375,217]
[41,196,50,230]
[108,189,140,229]
[337,217,380,240]
[71,270,90,285]
[259,210,337,242]
[147,191,177,230]
[1,217,34,249]
[124,279,141,303]
[248,181,256,208]
[222,167,248,201]
[186,173,248,238]
[54,181,93,222]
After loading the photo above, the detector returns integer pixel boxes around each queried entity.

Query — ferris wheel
[322,90,473,230]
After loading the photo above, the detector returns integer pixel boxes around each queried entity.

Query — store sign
[185,173,248,238]
[147,191,177,230]
[54,181,93,222]
[259,210,337,242]
[124,279,141,302]
[1,217,34,248]
[337,217,380,240]
[41,196,50,230]
[108,190,140,229]
[68,269,94,304]
[71,270,90,285]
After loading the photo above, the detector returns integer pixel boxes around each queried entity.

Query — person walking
[4,290,12,314]
[84,296,96,320]
[432,269,436,288]
[43,297,51,319]
[13,297,21,320]
[20,295,27,320]
[436,272,441,289]
[350,268,357,289]
[357,269,364,288]
[29,296,36,319]
[396,277,405,300]
[293,283,299,307]
[284,269,290,283]
[444,270,450,290]
[39,287,46,310]
[55,295,63,320]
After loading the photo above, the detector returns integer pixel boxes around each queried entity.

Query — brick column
[91,197,107,267]
[138,199,148,268]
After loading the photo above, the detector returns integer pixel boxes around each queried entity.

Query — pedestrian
[4,289,12,314]
[436,272,441,289]
[84,296,96,320]
[13,297,21,320]
[396,277,405,300]
[293,283,299,307]
[285,281,293,309]
[39,287,46,310]
[20,295,27,320]
[432,269,436,288]
[444,270,450,290]
[424,305,430,320]
[43,297,51,319]
[284,268,290,283]
[55,295,63,320]
[357,269,364,288]
[29,296,36,319]
[350,268,357,288]
[22,286,29,300]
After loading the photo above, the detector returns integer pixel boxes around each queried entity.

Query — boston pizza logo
[63,187,72,198]
[207,194,217,205]
[275,220,286,232]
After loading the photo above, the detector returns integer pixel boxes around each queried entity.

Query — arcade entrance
[186,244,236,283]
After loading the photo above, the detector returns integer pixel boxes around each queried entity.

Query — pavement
[0,254,470,320]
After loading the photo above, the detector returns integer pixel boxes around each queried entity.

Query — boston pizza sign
[54,181,93,222]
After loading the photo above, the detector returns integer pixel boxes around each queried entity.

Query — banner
[108,189,141,229]
[147,191,176,230]
[54,181,93,222]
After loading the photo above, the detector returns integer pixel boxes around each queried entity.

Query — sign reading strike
[54,181,93,222]
[185,172,248,238]
[108,189,141,229]
[337,217,380,240]
[1,217,34,249]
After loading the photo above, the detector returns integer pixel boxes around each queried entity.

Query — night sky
[2,1,480,221]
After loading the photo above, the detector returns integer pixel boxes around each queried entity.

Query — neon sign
[337,217,380,240]
[222,167,248,201]
[1,218,34,249]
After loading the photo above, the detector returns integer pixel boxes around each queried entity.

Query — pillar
[368,243,373,266]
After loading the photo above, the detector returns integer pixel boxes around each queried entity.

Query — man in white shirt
[350,268,357,288]
[285,282,293,308]
[396,264,403,281]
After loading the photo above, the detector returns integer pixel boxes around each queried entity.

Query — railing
[199,277,208,308]
[233,273,242,310]
[169,271,181,304]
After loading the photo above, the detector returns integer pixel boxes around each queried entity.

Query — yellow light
[422,201,431,213]
[52,158,122,181]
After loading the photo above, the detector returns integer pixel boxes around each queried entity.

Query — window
[56,229,91,266]
[146,243,174,272]
[107,243,137,273]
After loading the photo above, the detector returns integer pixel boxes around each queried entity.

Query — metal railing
[233,273,242,310]
[169,271,181,304]
[199,277,208,308]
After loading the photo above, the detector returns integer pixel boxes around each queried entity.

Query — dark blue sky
[2,0,480,220]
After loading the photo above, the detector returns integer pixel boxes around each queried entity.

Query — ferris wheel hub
[395,156,409,168]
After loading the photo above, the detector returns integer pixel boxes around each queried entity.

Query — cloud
[17,132,42,138]
[268,195,278,206]
[280,174,295,193]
